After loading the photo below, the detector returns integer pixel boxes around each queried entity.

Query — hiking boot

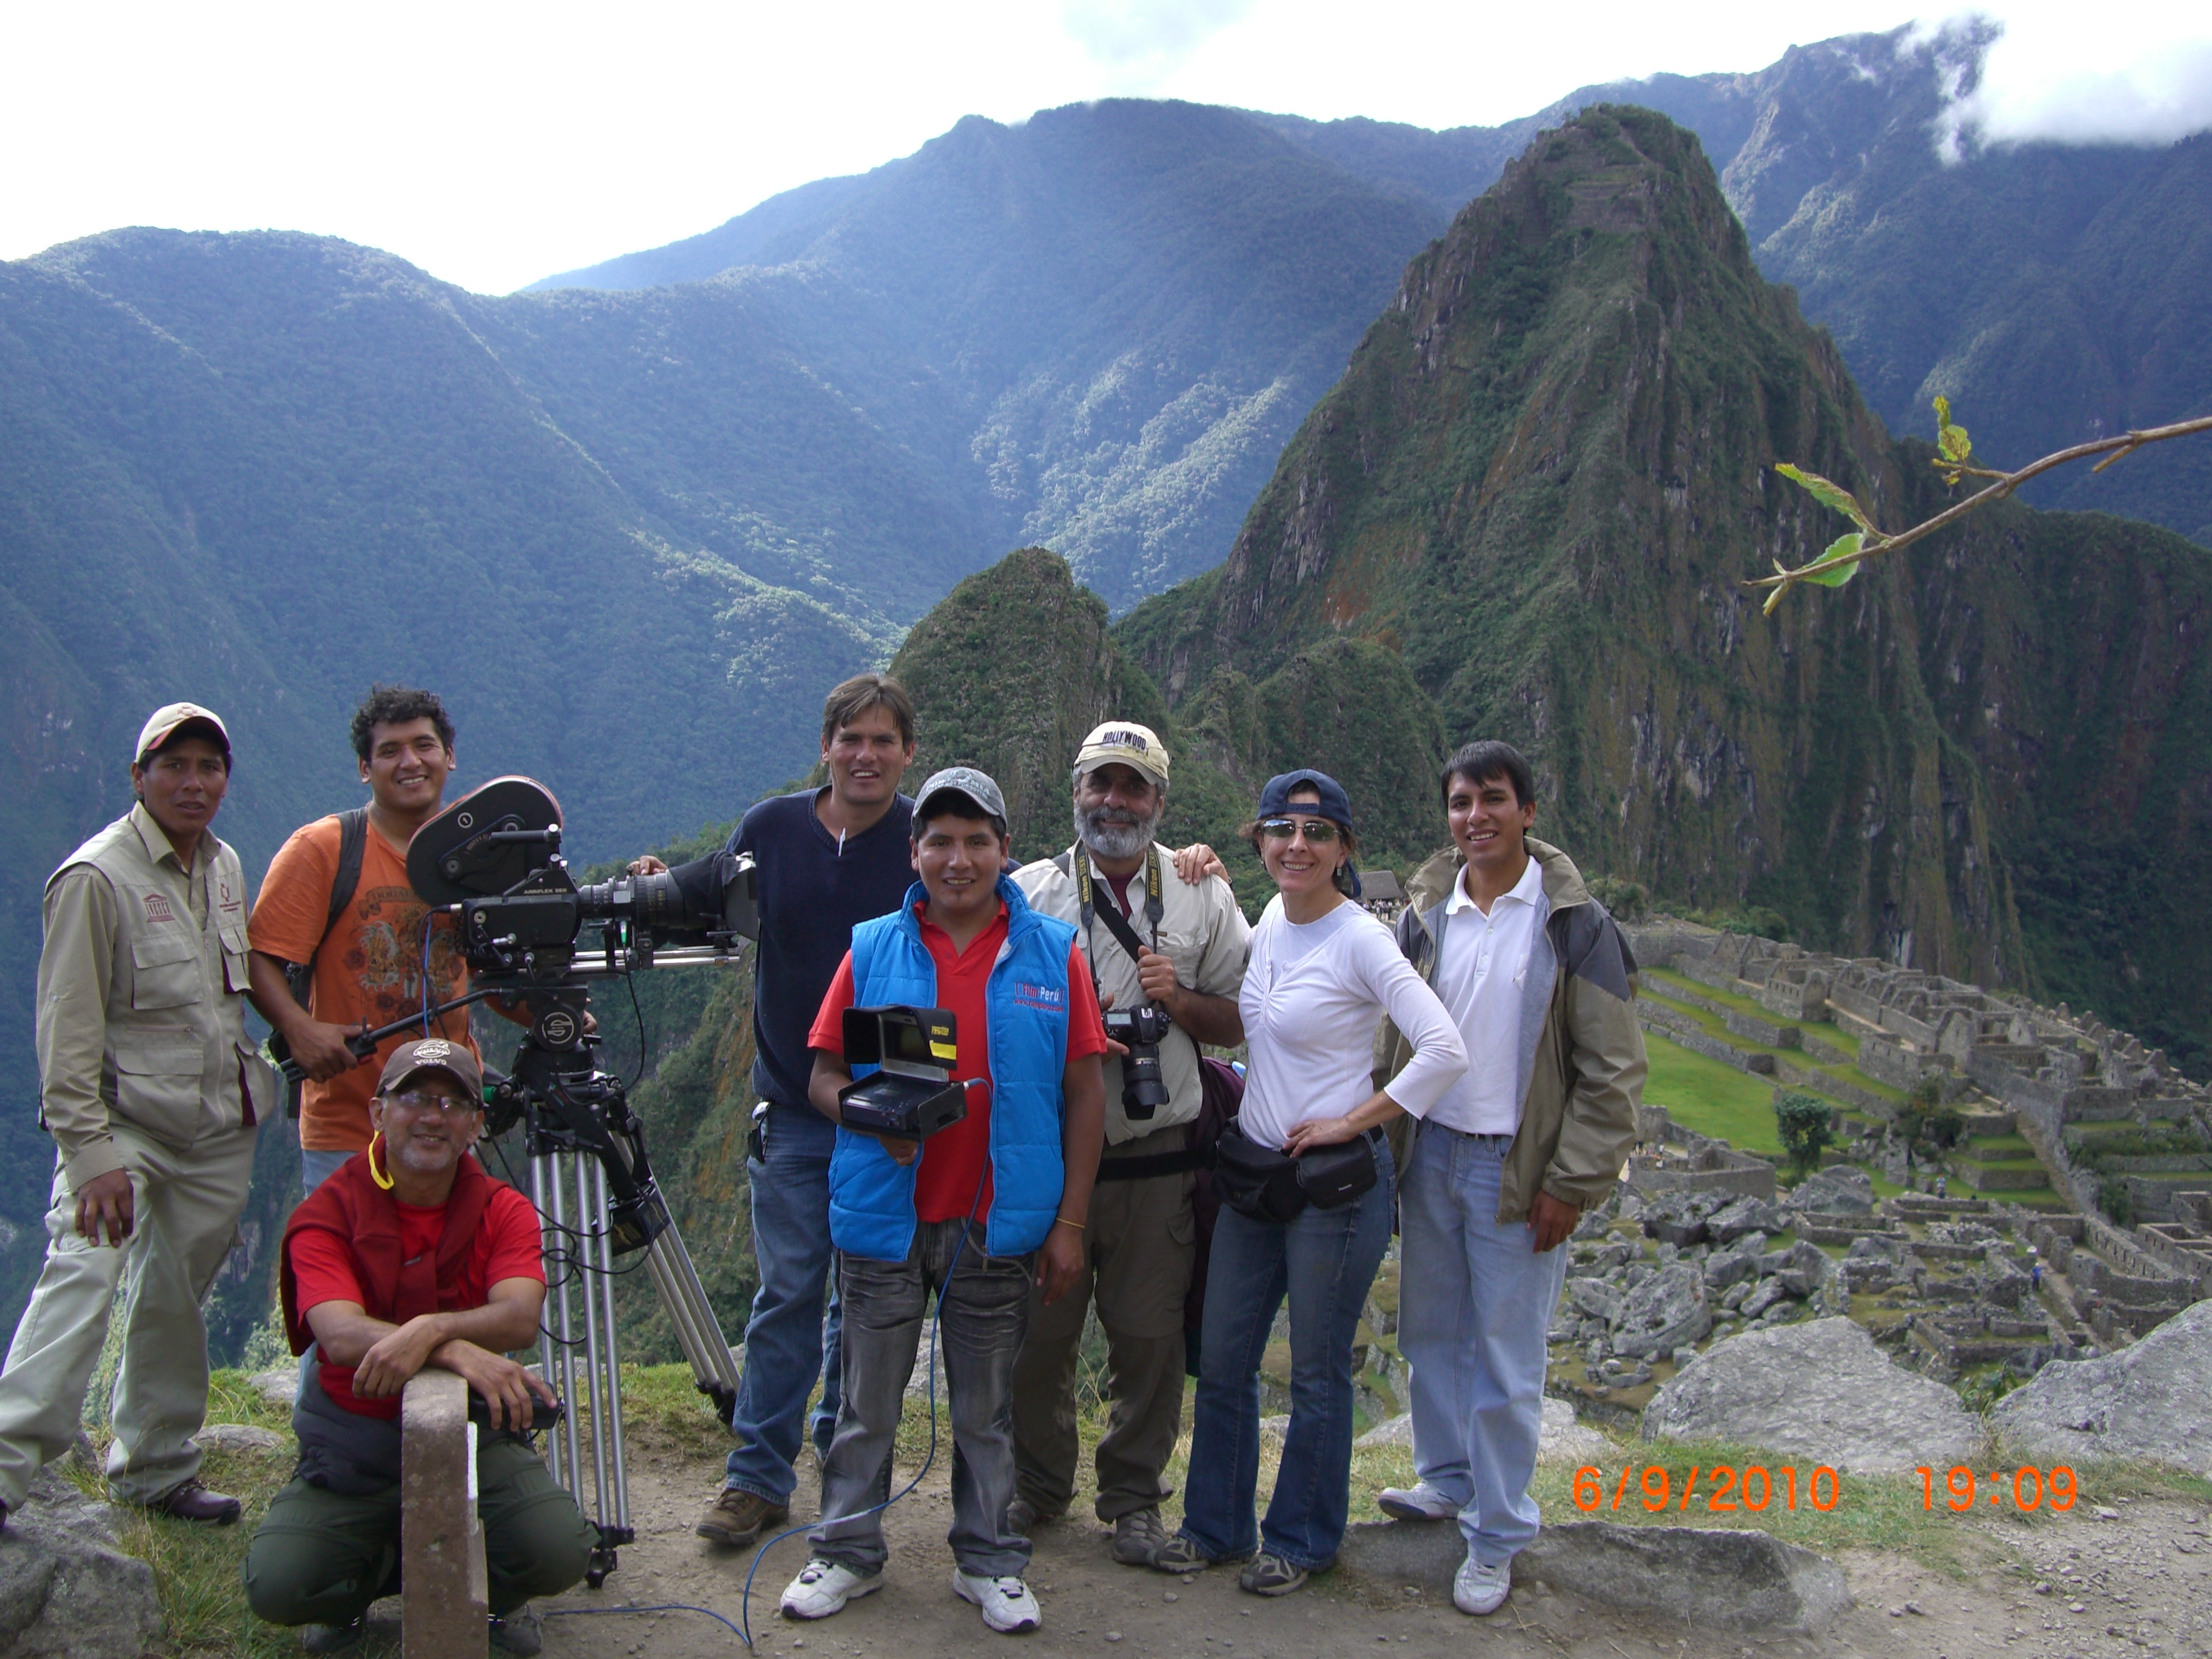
[695,1485,789,1547]
[1110,1506,1171,1566]
[780,1558,882,1620]
[146,1478,242,1525]
[1238,1551,1310,1596]
[1149,1531,1244,1574]
[489,1604,544,1655]
[1377,1481,1458,1521]
[1453,1552,1511,1615]
[953,1567,1042,1634]
[300,1617,365,1653]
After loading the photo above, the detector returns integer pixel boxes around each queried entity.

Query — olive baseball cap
[1074,720,1170,789]
[377,1037,484,1102]
[135,702,232,765]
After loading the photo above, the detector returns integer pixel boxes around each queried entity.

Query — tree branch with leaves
[1749,400,2212,614]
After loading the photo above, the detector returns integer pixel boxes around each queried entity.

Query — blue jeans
[1397,1124,1570,1564]
[725,1102,843,1504]
[811,1218,1033,1578]
[1179,1136,1393,1570]
[300,1147,350,1196]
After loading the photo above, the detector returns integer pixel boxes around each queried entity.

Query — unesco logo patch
[142,893,176,925]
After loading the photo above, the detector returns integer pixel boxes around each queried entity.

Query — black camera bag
[1214,1120,1381,1222]
[1212,1121,1307,1222]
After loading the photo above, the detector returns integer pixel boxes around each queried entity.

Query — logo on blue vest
[1011,980,1065,1013]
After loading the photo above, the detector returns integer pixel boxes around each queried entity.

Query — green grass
[1641,1031,1786,1153]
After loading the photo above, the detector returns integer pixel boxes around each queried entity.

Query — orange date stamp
[1917,1465,2078,1512]
[1570,1464,1842,1514]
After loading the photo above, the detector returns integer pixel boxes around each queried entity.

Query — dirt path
[501,1441,2212,1659]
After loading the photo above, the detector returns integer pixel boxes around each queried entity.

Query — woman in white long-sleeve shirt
[1161,770,1465,1595]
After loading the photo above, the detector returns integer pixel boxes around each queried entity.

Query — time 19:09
[1917,1466,2077,1510]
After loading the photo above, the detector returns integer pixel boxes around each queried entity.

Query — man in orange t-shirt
[248,686,483,1193]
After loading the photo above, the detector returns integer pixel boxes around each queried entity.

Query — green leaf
[1774,463,1873,532]
[1803,532,1862,588]
[1932,394,1951,430]
[1939,422,1971,463]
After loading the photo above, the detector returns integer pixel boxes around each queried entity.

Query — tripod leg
[643,1219,744,1410]
[531,1153,565,1490]
[547,1155,585,1500]
[574,1154,613,1558]
[592,1161,632,1540]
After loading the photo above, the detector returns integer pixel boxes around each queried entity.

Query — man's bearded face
[1074,763,1164,861]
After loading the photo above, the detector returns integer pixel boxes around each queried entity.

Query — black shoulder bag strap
[1067,842,1163,968]
[276,806,369,1119]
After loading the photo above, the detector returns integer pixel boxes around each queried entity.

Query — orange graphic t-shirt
[249,814,477,1153]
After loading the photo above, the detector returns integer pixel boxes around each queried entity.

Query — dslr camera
[1102,1004,1173,1119]
[837,1005,969,1142]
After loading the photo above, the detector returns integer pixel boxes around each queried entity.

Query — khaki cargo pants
[0,1119,257,1510]
[1011,1124,1196,1522]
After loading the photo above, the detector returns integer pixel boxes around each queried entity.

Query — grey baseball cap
[913,765,1008,830]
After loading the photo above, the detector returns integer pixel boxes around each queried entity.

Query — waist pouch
[1213,1121,1380,1223]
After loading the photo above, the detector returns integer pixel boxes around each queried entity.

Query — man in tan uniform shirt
[1010,722,1250,1567]
[0,703,268,1524]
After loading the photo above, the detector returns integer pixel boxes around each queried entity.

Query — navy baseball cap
[1256,769,1354,833]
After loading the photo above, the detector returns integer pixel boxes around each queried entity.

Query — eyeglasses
[1258,817,1341,843]
[386,1087,478,1117]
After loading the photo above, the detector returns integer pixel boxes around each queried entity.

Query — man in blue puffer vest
[781,766,1108,1635]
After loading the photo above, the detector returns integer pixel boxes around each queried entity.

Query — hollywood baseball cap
[135,702,232,765]
[913,765,1008,831]
[377,1037,484,1102]
[1074,720,1170,789]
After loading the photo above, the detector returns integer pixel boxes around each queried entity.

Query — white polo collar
[1446,851,1543,917]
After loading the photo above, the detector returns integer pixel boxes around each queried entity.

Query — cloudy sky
[4,0,2208,295]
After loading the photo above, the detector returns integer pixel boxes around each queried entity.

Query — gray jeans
[810,1218,1033,1579]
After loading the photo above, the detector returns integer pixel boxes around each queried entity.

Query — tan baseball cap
[1074,720,1169,789]
[135,702,231,765]
[377,1037,484,1102]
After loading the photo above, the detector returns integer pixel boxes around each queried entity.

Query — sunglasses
[1258,817,1341,843]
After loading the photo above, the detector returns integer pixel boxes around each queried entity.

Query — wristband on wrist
[1055,1215,1085,1230]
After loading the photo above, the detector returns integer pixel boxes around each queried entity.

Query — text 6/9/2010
[1920,1466,2078,1511]
[1571,1465,1840,1513]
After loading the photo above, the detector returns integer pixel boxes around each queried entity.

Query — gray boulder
[1641,1316,1981,1473]
[1564,1276,1624,1327]
[1610,1262,1712,1359]
[1709,1196,1785,1244]
[1703,1249,1756,1293]
[1991,1298,2212,1475]
[1774,1241,1837,1298]
[0,1471,164,1657]
[1785,1167,1874,1215]
[1737,1279,1789,1321]
[1340,1518,1849,1631]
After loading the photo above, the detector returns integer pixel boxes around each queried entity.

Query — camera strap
[1059,842,1162,968]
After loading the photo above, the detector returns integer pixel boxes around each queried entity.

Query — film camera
[837,1005,970,1142]
[407,776,757,982]
[1102,1004,1173,1119]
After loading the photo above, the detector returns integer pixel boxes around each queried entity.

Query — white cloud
[1,1,2205,295]
[1941,7,2212,148]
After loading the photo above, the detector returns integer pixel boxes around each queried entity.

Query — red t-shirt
[808,901,1108,1225]
[290,1183,546,1418]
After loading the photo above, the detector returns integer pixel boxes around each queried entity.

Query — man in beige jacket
[0,703,269,1526]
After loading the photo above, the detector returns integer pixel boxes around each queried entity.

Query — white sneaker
[780,1558,882,1620]
[1453,1552,1511,1616]
[953,1567,1042,1634]
[1377,1481,1458,1521]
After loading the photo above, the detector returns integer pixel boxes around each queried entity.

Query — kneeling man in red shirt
[243,1039,595,1654]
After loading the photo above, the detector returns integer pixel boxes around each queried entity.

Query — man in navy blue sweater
[632,673,919,1547]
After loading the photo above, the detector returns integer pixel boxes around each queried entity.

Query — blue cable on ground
[541,1600,748,1643]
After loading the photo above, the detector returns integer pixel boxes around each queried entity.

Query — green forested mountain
[1122,106,2212,1079]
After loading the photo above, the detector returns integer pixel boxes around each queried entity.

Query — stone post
[401,1368,488,1659]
